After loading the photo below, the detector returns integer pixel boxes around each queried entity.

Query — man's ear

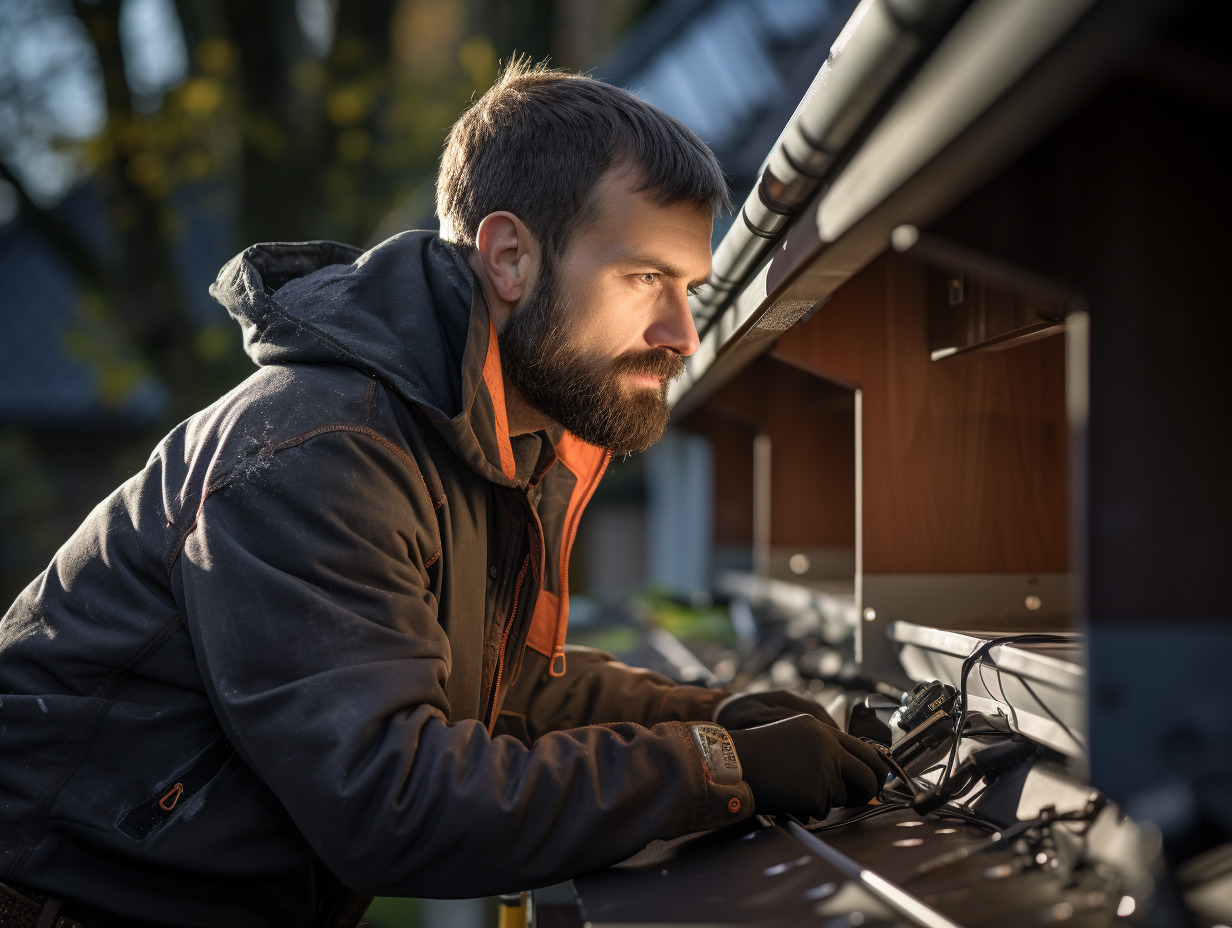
[474,212,539,305]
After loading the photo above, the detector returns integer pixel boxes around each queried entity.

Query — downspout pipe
[694,0,969,333]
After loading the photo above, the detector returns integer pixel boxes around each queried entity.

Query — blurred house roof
[596,0,858,198]
[0,186,164,428]
[1,0,859,429]
[0,181,231,430]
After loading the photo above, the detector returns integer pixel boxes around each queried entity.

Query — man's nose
[646,286,701,357]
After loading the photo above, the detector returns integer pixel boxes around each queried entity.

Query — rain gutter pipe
[672,0,1163,415]
[692,0,970,333]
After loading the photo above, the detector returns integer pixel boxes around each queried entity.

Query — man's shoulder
[208,361,381,423]
[182,363,423,473]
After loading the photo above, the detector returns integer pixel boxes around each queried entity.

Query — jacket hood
[209,231,549,487]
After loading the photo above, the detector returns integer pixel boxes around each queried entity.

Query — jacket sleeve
[175,428,750,897]
[503,647,727,743]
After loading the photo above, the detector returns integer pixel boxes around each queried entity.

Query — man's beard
[498,259,685,455]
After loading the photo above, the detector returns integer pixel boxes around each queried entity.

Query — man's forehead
[588,163,711,221]
[575,165,714,265]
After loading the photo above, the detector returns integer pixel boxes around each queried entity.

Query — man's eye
[639,273,659,285]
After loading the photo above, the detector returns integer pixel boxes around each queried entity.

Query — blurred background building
[0,0,858,605]
[7,0,1228,925]
[0,0,858,924]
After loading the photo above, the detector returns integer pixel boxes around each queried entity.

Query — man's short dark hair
[437,58,732,258]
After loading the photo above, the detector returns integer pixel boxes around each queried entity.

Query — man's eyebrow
[619,253,711,289]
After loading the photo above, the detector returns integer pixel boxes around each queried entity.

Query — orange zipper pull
[550,646,566,677]
[159,782,185,811]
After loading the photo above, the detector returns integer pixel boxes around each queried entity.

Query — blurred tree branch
[68,0,203,412]
[0,0,647,642]
[0,156,103,285]
[2,0,577,419]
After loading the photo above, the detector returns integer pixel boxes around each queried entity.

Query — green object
[363,896,423,928]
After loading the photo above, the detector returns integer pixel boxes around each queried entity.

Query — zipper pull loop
[550,646,566,677]
[159,782,185,811]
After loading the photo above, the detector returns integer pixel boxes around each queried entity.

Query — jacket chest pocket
[117,737,234,841]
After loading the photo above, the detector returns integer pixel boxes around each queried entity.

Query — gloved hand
[727,714,889,820]
[716,690,839,730]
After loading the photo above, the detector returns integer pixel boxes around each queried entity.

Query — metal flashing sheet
[889,621,1086,757]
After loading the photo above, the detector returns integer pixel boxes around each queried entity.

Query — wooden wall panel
[772,251,1069,574]
[679,409,755,547]
[678,355,856,549]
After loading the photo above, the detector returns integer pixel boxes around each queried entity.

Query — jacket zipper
[551,449,611,676]
[486,553,529,734]
[116,737,234,841]
[160,782,185,810]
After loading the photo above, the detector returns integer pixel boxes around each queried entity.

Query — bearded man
[0,62,888,927]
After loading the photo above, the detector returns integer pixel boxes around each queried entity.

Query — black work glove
[727,714,889,820]
[716,690,839,730]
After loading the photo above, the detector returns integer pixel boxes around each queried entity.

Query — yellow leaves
[80,76,229,194]
[194,326,232,362]
[325,87,369,126]
[389,0,496,89]
[292,58,327,94]
[176,148,214,182]
[66,290,152,412]
[197,38,238,76]
[458,36,496,89]
[393,0,466,71]
[113,117,148,155]
[124,150,168,196]
[112,199,138,232]
[105,111,221,192]
[82,133,115,169]
[79,288,108,322]
[243,114,286,159]
[180,76,225,116]
[332,35,365,69]
[98,358,150,410]
[336,129,370,163]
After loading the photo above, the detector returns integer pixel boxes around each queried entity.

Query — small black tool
[890,681,957,736]
[889,708,954,772]
[886,681,957,774]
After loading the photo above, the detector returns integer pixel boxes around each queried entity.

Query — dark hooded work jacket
[0,232,752,927]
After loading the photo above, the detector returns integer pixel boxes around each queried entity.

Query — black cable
[872,785,999,832]
[902,762,951,798]
[862,737,921,799]
[955,779,991,811]
[927,803,999,831]
[806,800,913,832]
[961,727,1020,739]
[913,798,1111,880]
[1016,676,1085,752]
[915,634,1072,813]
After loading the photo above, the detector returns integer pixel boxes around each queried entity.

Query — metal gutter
[671,0,1173,417]
[889,621,1087,757]
[692,0,969,328]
